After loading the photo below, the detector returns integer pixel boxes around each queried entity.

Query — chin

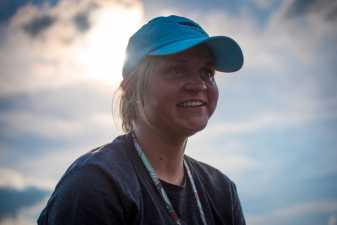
[184,121,208,137]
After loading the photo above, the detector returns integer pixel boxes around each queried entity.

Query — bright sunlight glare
[78,2,143,85]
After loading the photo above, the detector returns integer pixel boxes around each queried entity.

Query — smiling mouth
[177,100,207,108]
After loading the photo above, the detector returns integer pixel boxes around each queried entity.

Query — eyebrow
[173,58,215,66]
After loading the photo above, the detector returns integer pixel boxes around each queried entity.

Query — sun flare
[78,2,143,85]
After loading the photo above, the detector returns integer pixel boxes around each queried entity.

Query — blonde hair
[114,57,156,132]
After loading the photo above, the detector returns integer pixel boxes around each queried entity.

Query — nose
[183,76,207,92]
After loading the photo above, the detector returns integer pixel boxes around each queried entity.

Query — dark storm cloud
[326,5,337,21]
[72,2,98,33]
[0,82,114,166]
[0,0,26,24]
[0,96,21,111]
[22,14,57,37]
[285,0,316,17]
[0,0,59,24]
[142,0,242,18]
[286,0,337,22]
[0,186,49,220]
[73,12,91,33]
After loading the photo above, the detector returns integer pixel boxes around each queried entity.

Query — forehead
[152,44,215,67]
[169,44,214,63]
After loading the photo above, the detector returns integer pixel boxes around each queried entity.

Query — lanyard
[132,133,208,225]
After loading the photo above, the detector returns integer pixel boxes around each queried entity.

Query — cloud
[22,14,56,37]
[0,82,121,166]
[270,0,337,57]
[0,168,52,190]
[0,96,115,141]
[165,1,334,72]
[0,0,142,168]
[285,0,337,22]
[0,0,26,24]
[0,0,144,97]
[72,2,99,33]
[0,143,113,194]
[0,169,49,223]
[184,1,337,138]
[208,95,337,136]
[187,135,257,180]
[248,200,337,225]
[1,1,337,225]
[0,0,144,184]
[72,11,91,33]
[0,186,48,221]
[0,169,26,190]
[252,0,275,10]
[4,0,99,44]
[0,0,58,25]
[328,214,337,225]
[0,0,144,171]
[0,195,48,225]
[8,143,107,192]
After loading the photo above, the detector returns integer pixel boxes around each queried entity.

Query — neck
[133,124,187,186]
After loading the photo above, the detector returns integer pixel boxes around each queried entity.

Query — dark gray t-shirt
[38,133,246,225]
[161,177,203,225]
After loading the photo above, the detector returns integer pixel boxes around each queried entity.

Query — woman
[38,15,246,225]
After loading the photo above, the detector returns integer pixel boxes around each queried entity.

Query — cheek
[208,84,219,117]
[143,86,170,115]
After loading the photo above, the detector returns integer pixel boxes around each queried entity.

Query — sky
[0,0,337,224]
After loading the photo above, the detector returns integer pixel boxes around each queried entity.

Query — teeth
[179,100,205,107]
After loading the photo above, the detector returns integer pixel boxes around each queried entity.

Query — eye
[200,68,215,83]
[168,65,186,79]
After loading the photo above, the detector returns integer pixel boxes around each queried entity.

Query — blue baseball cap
[122,15,244,78]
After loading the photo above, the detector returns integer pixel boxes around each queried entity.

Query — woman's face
[137,45,219,139]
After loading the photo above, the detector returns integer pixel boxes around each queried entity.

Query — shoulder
[185,155,235,188]
[68,134,132,171]
[39,134,140,224]
[53,133,140,202]
[185,156,243,223]
[185,155,239,207]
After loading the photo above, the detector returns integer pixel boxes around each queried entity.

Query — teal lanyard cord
[132,133,208,225]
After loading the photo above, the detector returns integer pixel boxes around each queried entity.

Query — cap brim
[149,36,243,73]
